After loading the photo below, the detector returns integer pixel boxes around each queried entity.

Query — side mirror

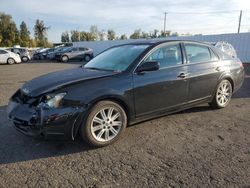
[136,61,160,73]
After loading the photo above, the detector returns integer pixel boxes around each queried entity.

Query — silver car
[213,41,237,58]
[7,48,31,62]
[55,47,94,62]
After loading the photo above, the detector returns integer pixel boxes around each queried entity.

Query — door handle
[177,73,188,78]
[215,66,222,71]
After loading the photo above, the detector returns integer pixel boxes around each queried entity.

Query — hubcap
[85,56,90,61]
[62,56,68,62]
[216,82,231,106]
[91,107,122,142]
[23,57,28,61]
[8,59,14,64]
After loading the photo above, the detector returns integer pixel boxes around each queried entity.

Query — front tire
[210,79,232,108]
[80,101,127,147]
[7,58,15,65]
[61,55,69,62]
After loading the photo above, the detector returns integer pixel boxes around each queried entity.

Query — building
[73,32,250,63]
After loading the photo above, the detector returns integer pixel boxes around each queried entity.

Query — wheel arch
[219,74,234,92]
[89,95,131,122]
[72,95,132,140]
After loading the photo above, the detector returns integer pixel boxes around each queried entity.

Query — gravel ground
[0,61,250,187]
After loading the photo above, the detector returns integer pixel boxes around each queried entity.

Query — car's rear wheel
[7,58,15,65]
[61,55,69,62]
[80,101,127,147]
[210,79,232,108]
[22,56,29,62]
[84,55,91,62]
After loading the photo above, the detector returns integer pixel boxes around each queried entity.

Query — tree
[99,29,105,41]
[29,38,37,47]
[89,25,99,41]
[150,29,159,38]
[71,30,80,42]
[34,19,50,47]
[141,31,149,38]
[107,29,116,40]
[130,29,141,39]
[119,34,127,40]
[61,31,70,42]
[19,21,30,47]
[0,12,19,47]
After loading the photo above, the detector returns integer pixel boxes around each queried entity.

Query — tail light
[237,61,244,68]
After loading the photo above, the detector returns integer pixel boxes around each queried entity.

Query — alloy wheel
[90,107,122,142]
[216,81,231,106]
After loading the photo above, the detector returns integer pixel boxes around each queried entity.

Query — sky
[1,0,250,42]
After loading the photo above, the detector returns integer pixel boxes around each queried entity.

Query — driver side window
[145,43,182,69]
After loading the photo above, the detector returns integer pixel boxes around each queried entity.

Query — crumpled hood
[21,67,116,97]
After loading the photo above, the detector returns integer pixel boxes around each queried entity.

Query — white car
[0,49,21,64]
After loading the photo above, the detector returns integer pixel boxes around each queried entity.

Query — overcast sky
[1,0,250,42]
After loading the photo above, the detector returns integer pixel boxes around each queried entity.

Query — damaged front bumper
[7,100,86,140]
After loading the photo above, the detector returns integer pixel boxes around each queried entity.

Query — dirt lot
[0,61,250,187]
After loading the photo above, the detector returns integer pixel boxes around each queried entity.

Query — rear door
[78,47,87,59]
[133,42,189,117]
[183,42,222,102]
[0,50,9,63]
[70,47,79,59]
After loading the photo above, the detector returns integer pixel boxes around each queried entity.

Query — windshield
[84,45,149,72]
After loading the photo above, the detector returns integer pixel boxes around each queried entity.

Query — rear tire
[84,55,91,62]
[7,58,15,65]
[22,56,29,62]
[80,101,127,147]
[209,79,232,109]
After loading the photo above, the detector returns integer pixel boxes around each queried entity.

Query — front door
[133,42,189,117]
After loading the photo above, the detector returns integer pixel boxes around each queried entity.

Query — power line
[167,10,250,15]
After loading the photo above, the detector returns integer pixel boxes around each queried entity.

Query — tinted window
[79,47,87,51]
[72,48,78,52]
[185,44,211,63]
[145,43,182,68]
[0,50,7,54]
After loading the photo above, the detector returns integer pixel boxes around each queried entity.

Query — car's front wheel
[80,101,127,147]
[61,55,69,62]
[210,79,232,108]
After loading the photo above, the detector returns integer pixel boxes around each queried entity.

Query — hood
[21,67,117,97]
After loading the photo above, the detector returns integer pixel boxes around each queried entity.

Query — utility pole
[164,12,167,36]
[238,10,242,33]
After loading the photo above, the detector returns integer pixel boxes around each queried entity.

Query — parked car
[33,48,49,60]
[7,40,245,146]
[0,49,21,64]
[47,47,65,60]
[212,41,237,58]
[55,47,93,62]
[7,47,31,62]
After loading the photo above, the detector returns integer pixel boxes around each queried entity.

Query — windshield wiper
[84,67,114,72]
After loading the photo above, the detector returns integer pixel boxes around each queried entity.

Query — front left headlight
[45,93,66,108]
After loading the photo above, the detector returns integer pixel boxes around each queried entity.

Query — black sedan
[7,40,245,147]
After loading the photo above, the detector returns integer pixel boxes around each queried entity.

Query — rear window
[185,44,212,63]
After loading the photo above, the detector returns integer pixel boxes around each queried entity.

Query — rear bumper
[233,68,245,93]
[7,100,86,140]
